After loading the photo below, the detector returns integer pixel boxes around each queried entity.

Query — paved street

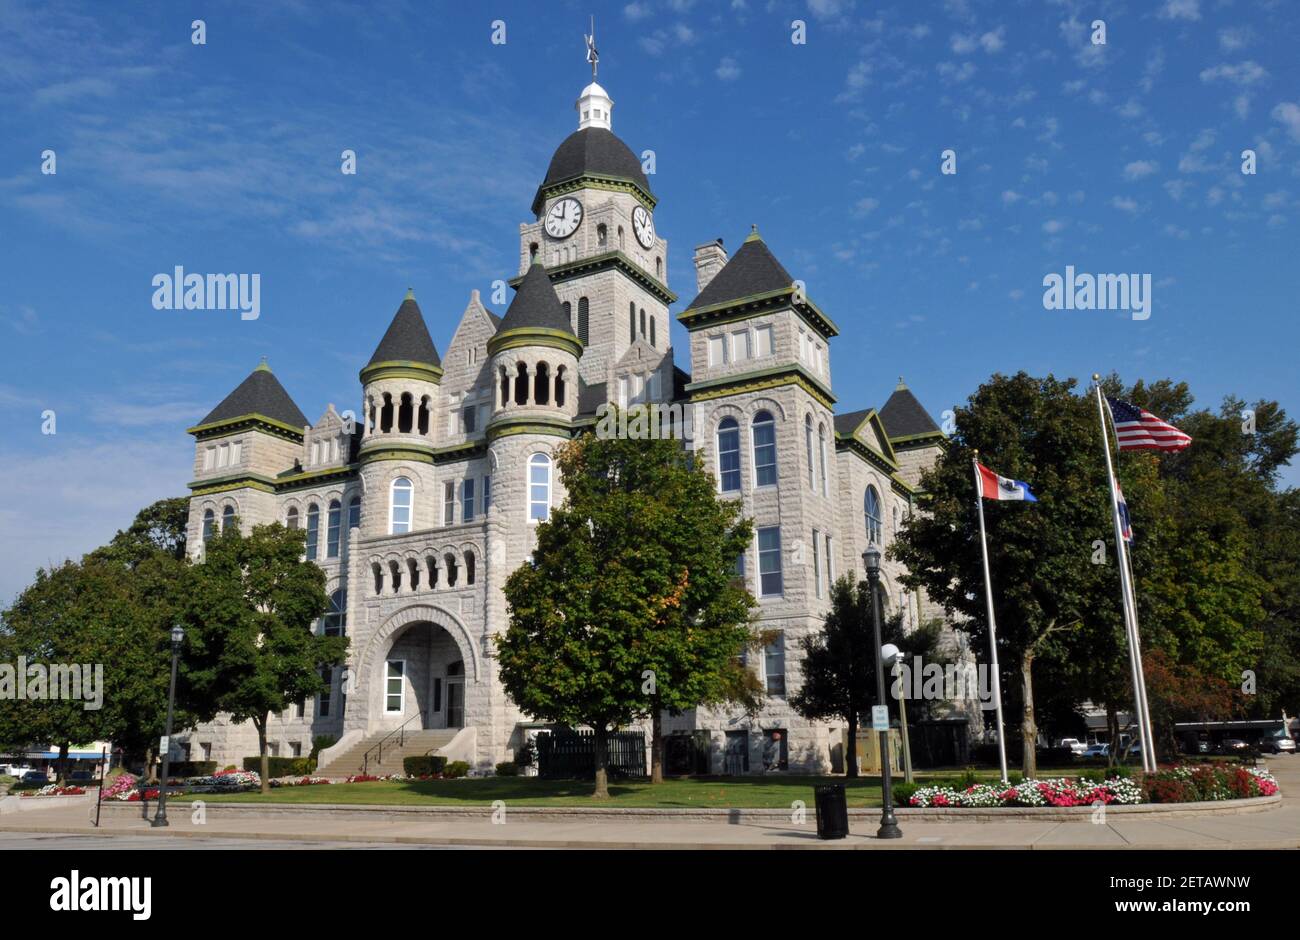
[3,756,1296,850]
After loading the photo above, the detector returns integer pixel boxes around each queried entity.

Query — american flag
[1107,397,1192,452]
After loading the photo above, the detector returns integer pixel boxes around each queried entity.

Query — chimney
[693,238,727,296]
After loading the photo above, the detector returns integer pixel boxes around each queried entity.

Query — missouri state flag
[1116,481,1134,542]
[976,462,1038,502]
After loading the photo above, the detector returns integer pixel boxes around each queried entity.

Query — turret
[358,290,443,452]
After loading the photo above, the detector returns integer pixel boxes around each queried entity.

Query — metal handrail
[362,711,426,775]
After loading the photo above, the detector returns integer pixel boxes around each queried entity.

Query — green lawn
[195,775,891,808]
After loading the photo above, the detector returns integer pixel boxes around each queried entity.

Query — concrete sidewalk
[5,757,1297,850]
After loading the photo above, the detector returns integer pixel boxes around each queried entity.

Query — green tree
[177,521,345,793]
[496,425,756,796]
[792,575,949,777]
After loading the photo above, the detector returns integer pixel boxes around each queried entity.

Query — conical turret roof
[499,258,576,335]
[367,291,441,368]
[198,360,309,429]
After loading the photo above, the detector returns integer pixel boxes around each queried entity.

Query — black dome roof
[537,127,653,203]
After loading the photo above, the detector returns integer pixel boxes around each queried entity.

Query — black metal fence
[536,730,646,780]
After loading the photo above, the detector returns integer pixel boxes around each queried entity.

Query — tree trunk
[650,708,664,784]
[592,725,610,799]
[142,745,155,784]
[56,742,69,784]
[845,713,859,778]
[1020,648,1037,778]
[256,716,270,795]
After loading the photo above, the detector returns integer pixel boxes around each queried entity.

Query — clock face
[544,197,583,239]
[632,205,655,249]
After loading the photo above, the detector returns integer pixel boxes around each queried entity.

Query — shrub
[167,761,217,778]
[445,761,470,779]
[892,782,920,807]
[515,741,536,768]
[310,735,336,762]
[403,755,447,777]
[243,756,315,778]
[495,761,519,776]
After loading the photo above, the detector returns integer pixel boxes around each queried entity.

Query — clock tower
[517,69,675,390]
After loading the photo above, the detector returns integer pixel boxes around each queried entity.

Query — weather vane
[585,15,598,80]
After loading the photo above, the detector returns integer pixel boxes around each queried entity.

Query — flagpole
[972,450,1009,783]
[1093,377,1154,773]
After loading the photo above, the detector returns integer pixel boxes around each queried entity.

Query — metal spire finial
[585,16,599,80]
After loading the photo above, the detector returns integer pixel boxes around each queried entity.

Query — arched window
[398,393,414,433]
[655,256,662,280]
[717,418,741,493]
[562,300,572,331]
[380,393,394,433]
[597,223,607,247]
[202,509,215,543]
[617,225,625,248]
[578,297,589,346]
[444,552,459,587]
[804,414,815,490]
[390,477,413,534]
[286,506,300,530]
[752,411,777,487]
[555,366,567,408]
[529,241,539,259]
[639,308,646,338]
[528,453,552,522]
[389,559,402,592]
[534,362,550,405]
[418,395,431,435]
[465,551,476,585]
[408,558,420,590]
[347,496,361,531]
[514,362,529,405]
[305,504,320,558]
[818,423,829,498]
[371,562,383,595]
[322,589,346,636]
[865,486,883,545]
[222,505,236,531]
[628,302,636,343]
[426,555,439,589]
[326,499,342,557]
[499,365,510,409]
[649,316,656,347]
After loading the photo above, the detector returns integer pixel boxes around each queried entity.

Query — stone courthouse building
[178,67,954,776]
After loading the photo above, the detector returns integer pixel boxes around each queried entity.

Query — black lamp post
[863,545,902,839]
[152,624,184,828]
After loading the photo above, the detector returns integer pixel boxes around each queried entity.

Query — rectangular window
[444,481,455,526]
[825,533,834,585]
[708,335,726,366]
[317,668,332,717]
[433,677,443,713]
[765,634,786,696]
[463,406,477,434]
[290,741,302,758]
[200,742,212,761]
[385,660,405,713]
[230,440,242,464]
[482,475,492,515]
[758,526,783,597]
[217,443,229,468]
[326,503,341,558]
[203,447,215,470]
[724,730,750,774]
[462,478,476,523]
[730,329,750,362]
[812,529,822,598]
[763,729,789,771]
[754,325,773,357]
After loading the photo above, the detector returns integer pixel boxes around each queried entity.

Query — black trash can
[814,784,849,840]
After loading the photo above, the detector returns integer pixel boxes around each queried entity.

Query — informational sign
[159,735,169,753]
[871,705,889,732]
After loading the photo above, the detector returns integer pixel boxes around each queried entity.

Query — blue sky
[2,0,1298,604]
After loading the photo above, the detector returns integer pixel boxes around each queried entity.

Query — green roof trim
[486,326,584,359]
[486,413,573,442]
[677,287,839,339]
[685,363,837,411]
[359,360,445,385]
[188,474,279,496]
[188,413,305,441]
[531,174,656,217]
[508,249,677,305]
[273,465,359,490]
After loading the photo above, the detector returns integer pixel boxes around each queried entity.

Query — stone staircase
[316,729,459,779]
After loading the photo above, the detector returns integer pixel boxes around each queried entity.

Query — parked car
[1258,732,1295,755]
[68,770,95,783]
[1058,738,1087,756]
[1,763,34,777]
[1082,743,1110,759]
[1220,738,1250,754]
[19,770,50,785]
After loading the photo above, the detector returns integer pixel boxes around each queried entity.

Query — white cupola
[576,81,613,131]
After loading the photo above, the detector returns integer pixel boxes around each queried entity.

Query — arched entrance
[377,622,468,730]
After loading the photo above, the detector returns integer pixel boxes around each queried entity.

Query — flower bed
[904,766,1275,808]
[20,784,87,797]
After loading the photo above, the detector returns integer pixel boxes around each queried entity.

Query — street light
[863,545,902,839]
[152,624,185,828]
